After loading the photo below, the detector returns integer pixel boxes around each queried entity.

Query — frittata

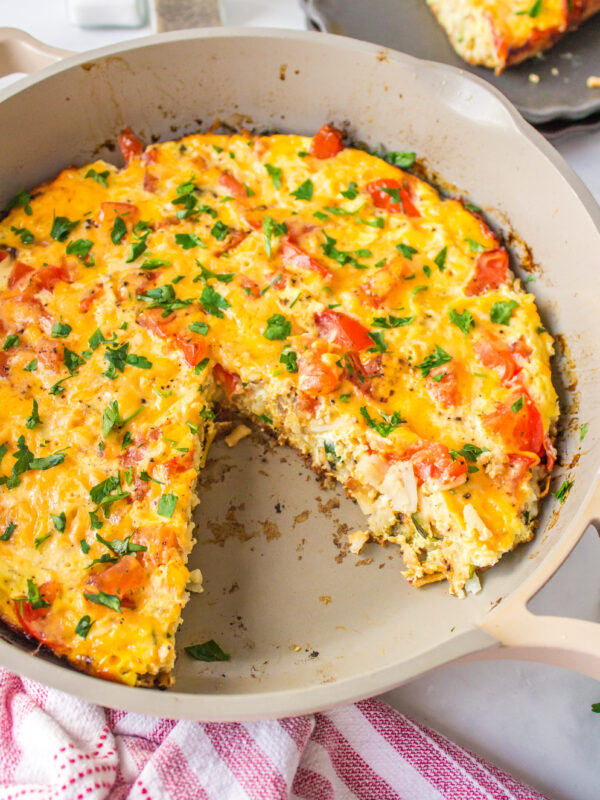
[0,124,558,685]
[426,0,600,72]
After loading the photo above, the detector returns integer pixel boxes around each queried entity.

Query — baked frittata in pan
[0,125,558,685]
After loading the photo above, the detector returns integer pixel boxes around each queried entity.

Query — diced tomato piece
[213,363,242,399]
[91,554,145,598]
[118,127,144,164]
[132,477,150,501]
[427,365,460,407]
[365,178,420,217]
[503,453,537,494]
[315,309,372,351]
[484,393,544,455]
[35,339,61,370]
[120,444,146,466]
[361,268,398,307]
[280,236,332,282]
[0,352,8,377]
[79,285,104,313]
[13,579,59,645]
[142,148,159,164]
[37,264,77,291]
[175,334,208,367]
[465,247,509,296]
[99,202,140,227]
[0,251,8,263]
[310,125,344,159]
[474,335,520,385]
[403,442,468,488]
[342,351,381,396]
[509,336,533,361]
[138,308,175,339]
[7,261,34,289]
[215,229,249,257]
[298,350,341,397]
[239,275,260,298]
[164,452,194,476]
[218,173,247,198]
[143,172,158,193]
[136,525,179,567]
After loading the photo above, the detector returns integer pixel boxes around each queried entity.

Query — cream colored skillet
[0,27,598,722]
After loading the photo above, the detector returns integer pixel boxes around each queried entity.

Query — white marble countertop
[1,2,600,797]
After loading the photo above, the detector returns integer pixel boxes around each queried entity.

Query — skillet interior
[0,29,598,719]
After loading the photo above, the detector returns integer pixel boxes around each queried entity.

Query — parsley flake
[185,639,230,662]
[263,314,291,341]
[490,300,519,325]
[416,345,452,377]
[157,492,178,518]
[449,308,475,336]
[553,480,573,504]
[291,179,314,201]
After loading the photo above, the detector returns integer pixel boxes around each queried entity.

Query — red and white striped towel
[0,668,546,800]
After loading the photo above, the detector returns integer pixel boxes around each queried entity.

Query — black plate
[303,0,600,124]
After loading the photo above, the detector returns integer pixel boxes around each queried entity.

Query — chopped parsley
[580,423,588,442]
[34,532,52,549]
[397,243,418,260]
[516,0,543,16]
[110,216,127,245]
[89,474,130,515]
[265,163,282,189]
[1,436,66,490]
[416,345,452,378]
[50,215,78,242]
[185,639,230,662]
[24,578,50,609]
[189,321,209,336]
[324,440,340,462]
[263,314,291,341]
[200,285,230,318]
[25,399,40,430]
[434,246,447,271]
[48,377,71,395]
[465,237,485,253]
[89,511,103,530]
[490,300,519,325]
[138,284,192,317]
[279,348,298,373]
[449,444,487,462]
[3,334,18,350]
[84,591,122,614]
[63,347,86,375]
[66,238,93,258]
[10,226,34,245]
[96,532,146,557]
[126,354,152,369]
[321,233,368,270]
[7,189,33,216]
[140,258,170,271]
[449,308,475,336]
[175,232,205,250]
[51,512,66,532]
[360,406,405,437]
[195,263,234,284]
[511,395,525,413]
[340,181,358,200]
[258,413,273,426]
[262,215,287,258]
[157,492,178,518]
[382,151,416,168]
[23,359,37,372]
[102,400,142,438]
[372,314,415,328]
[411,285,428,297]
[75,615,94,638]
[291,179,314,201]
[260,273,282,295]
[210,221,229,241]
[51,321,72,338]
[367,331,388,353]
[0,522,16,541]
[553,480,573,504]
[85,168,109,187]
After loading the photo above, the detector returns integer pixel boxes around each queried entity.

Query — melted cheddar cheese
[0,125,558,685]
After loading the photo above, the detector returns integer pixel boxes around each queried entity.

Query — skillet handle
[0,28,71,78]
[477,487,600,679]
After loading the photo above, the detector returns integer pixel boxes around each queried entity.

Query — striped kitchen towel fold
[0,668,547,800]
